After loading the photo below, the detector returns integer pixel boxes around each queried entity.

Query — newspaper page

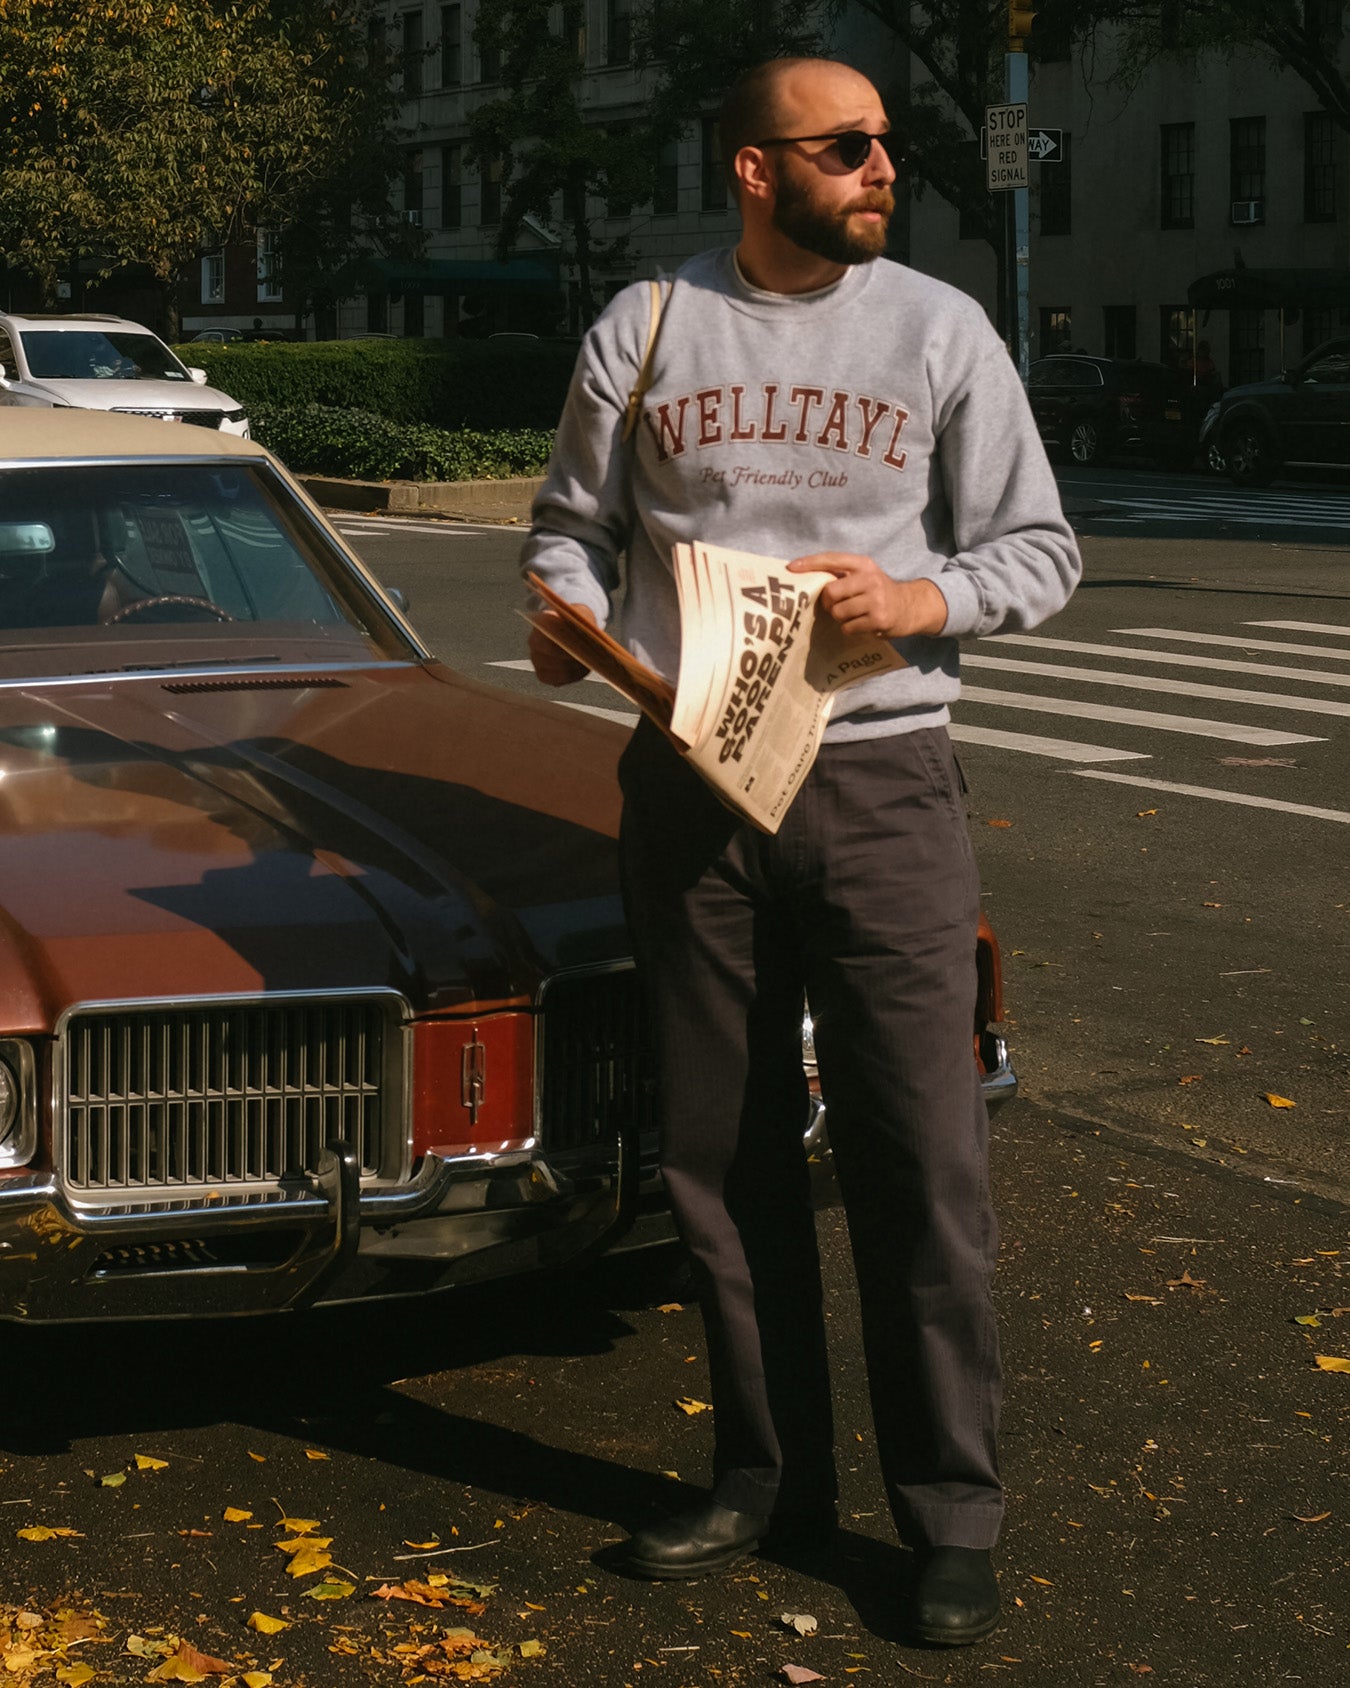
[672,544,905,833]
[525,547,905,834]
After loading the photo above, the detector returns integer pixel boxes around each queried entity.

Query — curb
[300,474,542,524]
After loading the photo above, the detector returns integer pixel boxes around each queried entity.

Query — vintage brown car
[0,412,1014,1322]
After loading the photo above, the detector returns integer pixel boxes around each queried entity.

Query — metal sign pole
[1007,49,1030,379]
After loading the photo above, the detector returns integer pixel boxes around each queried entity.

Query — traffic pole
[1006,31,1031,378]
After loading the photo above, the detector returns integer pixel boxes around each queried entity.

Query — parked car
[0,412,1015,1321]
[1027,355,1201,469]
[1207,336,1350,486]
[0,312,249,436]
[184,328,245,345]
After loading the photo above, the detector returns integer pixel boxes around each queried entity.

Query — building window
[1230,309,1265,386]
[1229,116,1266,220]
[480,154,503,224]
[1038,306,1072,357]
[1038,131,1071,236]
[1159,305,1193,367]
[440,3,461,85]
[404,150,425,226]
[256,229,282,303]
[401,9,424,97]
[607,0,634,64]
[1305,111,1337,222]
[1303,306,1350,356]
[443,142,464,228]
[478,23,500,81]
[1103,305,1136,359]
[200,250,225,305]
[1160,122,1195,229]
[654,136,679,214]
[701,115,727,211]
[561,2,587,62]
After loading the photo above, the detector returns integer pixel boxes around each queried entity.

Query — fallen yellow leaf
[223,1507,253,1523]
[1194,1036,1229,1045]
[303,1579,355,1600]
[247,1613,289,1636]
[403,1538,441,1550]
[304,1449,329,1461]
[135,1454,169,1471]
[657,1303,684,1313]
[1314,1355,1350,1373]
[16,1526,83,1541]
[519,1640,546,1658]
[247,1452,266,1463]
[675,1397,712,1415]
[1263,1093,1296,1108]
[285,1548,333,1578]
[1292,1511,1331,1522]
[275,1535,332,1554]
[274,1514,320,1534]
[242,1676,273,1688]
[56,1666,96,1686]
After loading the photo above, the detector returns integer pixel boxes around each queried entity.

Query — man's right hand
[528,604,596,686]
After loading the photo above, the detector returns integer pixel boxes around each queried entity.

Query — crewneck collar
[722,247,874,316]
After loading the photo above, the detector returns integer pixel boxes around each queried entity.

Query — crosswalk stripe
[984,633,1350,689]
[960,686,1323,745]
[1114,627,1350,661]
[964,653,1350,717]
[948,723,1147,762]
[1072,770,1350,826]
[1246,619,1350,638]
[557,700,639,725]
[1087,501,1349,528]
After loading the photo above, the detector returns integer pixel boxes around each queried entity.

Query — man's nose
[863,137,896,187]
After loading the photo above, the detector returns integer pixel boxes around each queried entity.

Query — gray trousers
[618,718,1002,1551]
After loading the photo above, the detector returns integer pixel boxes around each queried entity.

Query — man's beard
[772,176,894,264]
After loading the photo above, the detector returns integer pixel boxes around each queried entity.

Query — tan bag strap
[622,277,669,443]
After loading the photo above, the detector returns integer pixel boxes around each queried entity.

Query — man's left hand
[788,552,948,639]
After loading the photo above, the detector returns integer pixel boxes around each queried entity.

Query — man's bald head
[718,57,881,197]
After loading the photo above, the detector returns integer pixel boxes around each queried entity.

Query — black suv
[1208,337,1350,486]
[1026,355,1201,469]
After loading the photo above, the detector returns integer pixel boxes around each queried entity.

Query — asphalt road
[2,467,1347,1688]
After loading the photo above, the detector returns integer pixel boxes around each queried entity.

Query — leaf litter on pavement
[4,1484,545,1687]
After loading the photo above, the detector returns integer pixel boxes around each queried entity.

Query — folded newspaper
[525,542,906,834]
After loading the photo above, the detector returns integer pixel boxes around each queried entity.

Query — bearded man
[522,56,1080,1647]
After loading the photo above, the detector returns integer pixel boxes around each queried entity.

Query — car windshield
[0,461,412,681]
[19,330,189,382]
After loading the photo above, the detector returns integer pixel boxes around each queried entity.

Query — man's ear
[735,145,774,206]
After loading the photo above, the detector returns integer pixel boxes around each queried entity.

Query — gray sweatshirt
[522,247,1081,740]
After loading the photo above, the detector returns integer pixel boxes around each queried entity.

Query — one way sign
[1028,128,1064,164]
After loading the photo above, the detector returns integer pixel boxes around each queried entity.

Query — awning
[1187,268,1350,312]
[352,255,561,296]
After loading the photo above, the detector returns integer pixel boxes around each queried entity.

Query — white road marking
[333,518,505,537]
[983,634,1350,689]
[557,700,639,725]
[1072,769,1350,825]
[964,654,1350,718]
[948,723,1148,762]
[488,658,537,669]
[1114,627,1350,661]
[1246,619,1350,638]
[960,686,1323,746]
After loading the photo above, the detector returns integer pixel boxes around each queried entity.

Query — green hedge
[177,338,579,431]
[251,403,554,482]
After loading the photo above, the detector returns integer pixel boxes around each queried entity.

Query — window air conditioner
[1230,199,1263,224]
[404,209,422,226]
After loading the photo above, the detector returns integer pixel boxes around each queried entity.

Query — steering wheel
[107,594,236,625]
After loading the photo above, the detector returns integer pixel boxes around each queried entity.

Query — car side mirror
[386,587,410,614]
[187,367,208,386]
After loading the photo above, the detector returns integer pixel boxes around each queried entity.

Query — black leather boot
[622,1501,770,1580]
[909,1546,1001,1645]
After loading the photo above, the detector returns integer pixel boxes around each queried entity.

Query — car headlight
[0,1041,35,1167]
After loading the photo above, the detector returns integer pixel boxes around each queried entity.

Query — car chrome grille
[60,998,403,1198]
[111,406,230,428]
[538,969,656,1153]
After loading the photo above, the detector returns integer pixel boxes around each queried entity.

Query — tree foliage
[468,0,827,328]
[0,0,404,327]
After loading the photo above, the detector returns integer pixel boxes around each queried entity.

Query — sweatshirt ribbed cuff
[934,569,983,640]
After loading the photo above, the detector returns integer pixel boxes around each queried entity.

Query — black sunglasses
[754,129,904,171]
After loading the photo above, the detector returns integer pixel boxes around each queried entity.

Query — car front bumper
[0,1140,625,1323]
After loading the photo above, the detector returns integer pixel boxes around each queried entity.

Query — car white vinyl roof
[0,409,267,462]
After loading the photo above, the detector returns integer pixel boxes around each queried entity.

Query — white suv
[0,312,249,436]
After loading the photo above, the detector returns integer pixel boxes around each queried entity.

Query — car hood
[19,377,243,413]
[0,662,628,1031]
